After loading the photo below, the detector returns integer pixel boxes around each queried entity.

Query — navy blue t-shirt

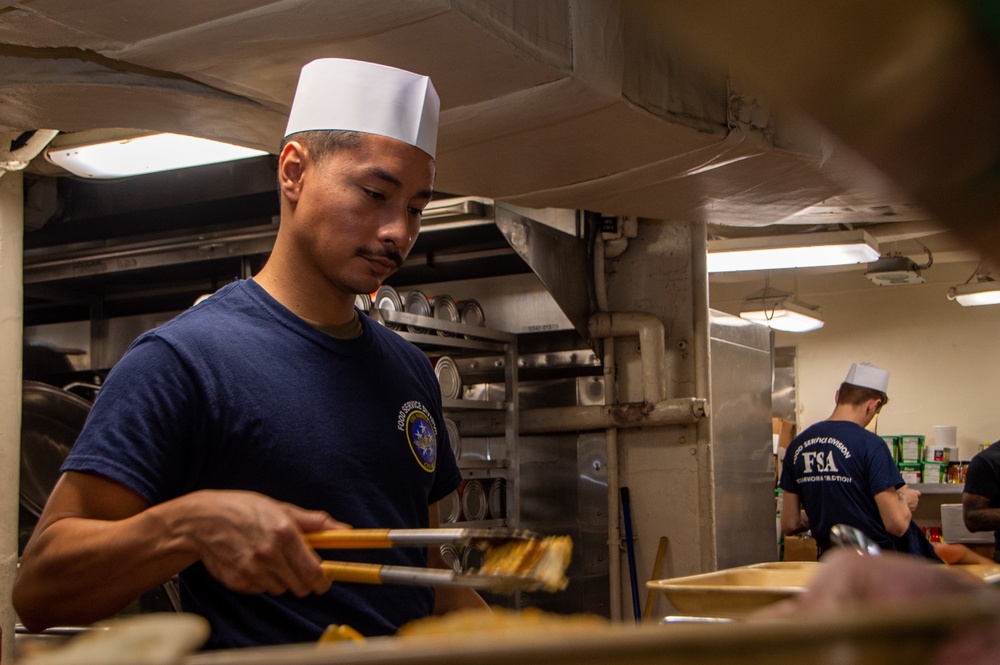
[62,279,462,648]
[779,420,904,553]
[964,441,1000,562]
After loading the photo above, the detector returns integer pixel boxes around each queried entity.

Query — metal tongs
[829,524,882,556]
[303,528,551,593]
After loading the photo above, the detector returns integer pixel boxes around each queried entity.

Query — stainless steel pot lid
[20,381,92,516]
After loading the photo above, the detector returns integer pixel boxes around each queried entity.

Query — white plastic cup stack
[933,425,958,459]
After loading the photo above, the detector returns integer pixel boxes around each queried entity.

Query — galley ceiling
[2,0,999,261]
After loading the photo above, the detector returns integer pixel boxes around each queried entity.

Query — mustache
[355,246,404,268]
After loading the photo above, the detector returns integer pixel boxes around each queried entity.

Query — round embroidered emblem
[405,409,437,472]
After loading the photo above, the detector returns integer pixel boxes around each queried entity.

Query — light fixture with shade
[948,267,1000,306]
[708,230,880,273]
[45,130,268,179]
[738,286,825,332]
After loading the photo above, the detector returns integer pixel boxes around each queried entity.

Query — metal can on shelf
[460,479,487,521]
[433,356,463,400]
[439,489,461,524]
[487,477,506,519]
[444,416,461,460]
[461,543,486,572]
[373,285,403,329]
[431,294,460,336]
[458,298,486,326]
[403,289,432,333]
[439,544,461,572]
[354,292,372,314]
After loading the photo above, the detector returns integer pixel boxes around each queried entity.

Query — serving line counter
[21,591,987,665]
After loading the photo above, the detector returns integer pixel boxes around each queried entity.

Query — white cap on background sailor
[284,58,440,159]
[843,362,890,393]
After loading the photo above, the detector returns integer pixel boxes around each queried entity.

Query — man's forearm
[13,506,199,631]
[964,506,1000,532]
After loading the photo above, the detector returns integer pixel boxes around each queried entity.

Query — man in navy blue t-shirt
[779,362,922,556]
[13,58,487,648]
[963,440,1000,562]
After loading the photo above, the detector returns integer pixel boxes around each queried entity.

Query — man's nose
[379,207,416,249]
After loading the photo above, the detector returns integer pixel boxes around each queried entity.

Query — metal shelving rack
[374,308,519,532]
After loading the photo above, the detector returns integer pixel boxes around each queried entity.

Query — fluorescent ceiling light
[948,279,1000,306]
[739,288,824,332]
[708,230,879,273]
[46,132,267,179]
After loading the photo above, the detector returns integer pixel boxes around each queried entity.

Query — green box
[898,461,922,484]
[881,435,899,461]
[896,435,924,463]
[921,461,946,484]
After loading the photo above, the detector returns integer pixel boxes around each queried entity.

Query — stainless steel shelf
[442,397,505,411]
[912,483,965,494]
[375,309,512,349]
[457,459,509,471]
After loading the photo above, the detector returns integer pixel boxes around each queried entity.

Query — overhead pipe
[450,398,706,437]
[0,129,59,176]
[603,335,623,622]
[588,311,669,404]
[594,232,622,622]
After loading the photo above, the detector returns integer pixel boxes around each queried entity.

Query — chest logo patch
[398,400,437,472]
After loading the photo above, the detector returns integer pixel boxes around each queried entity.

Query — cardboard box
[773,418,796,484]
[782,535,818,562]
[772,418,795,452]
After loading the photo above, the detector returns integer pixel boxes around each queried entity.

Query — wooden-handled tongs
[304,528,571,593]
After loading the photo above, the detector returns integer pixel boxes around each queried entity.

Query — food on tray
[18,613,209,665]
[398,607,605,637]
[317,623,366,644]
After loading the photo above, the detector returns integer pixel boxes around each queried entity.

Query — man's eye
[409,207,424,217]
[365,189,386,201]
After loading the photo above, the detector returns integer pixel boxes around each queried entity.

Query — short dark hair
[837,382,889,410]
[280,130,364,163]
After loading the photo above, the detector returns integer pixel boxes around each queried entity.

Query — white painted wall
[710,260,1000,462]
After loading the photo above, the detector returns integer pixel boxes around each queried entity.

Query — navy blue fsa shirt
[780,420,904,553]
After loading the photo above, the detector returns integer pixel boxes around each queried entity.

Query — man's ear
[278,141,308,203]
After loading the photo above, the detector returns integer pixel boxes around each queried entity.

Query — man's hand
[172,490,348,597]
[898,486,920,512]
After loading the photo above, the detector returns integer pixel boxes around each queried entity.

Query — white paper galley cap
[844,362,890,393]
[284,58,439,159]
